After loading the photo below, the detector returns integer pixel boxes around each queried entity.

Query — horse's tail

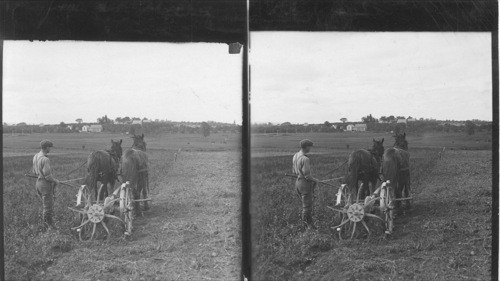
[346,152,361,199]
[382,149,399,190]
[120,155,138,188]
[86,152,99,199]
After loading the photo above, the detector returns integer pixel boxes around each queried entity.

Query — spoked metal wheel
[69,185,123,241]
[328,183,386,240]
[120,183,134,237]
[379,181,394,236]
[71,186,94,241]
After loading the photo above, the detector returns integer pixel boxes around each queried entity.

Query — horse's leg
[394,181,402,210]
[403,172,411,210]
[142,174,150,211]
[352,180,358,203]
[407,173,412,209]
[100,177,108,200]
[108,178,115,198]
[362,180,369,200]
[368,178,375,197]
[133,183,142,217]
[92,178,98,204]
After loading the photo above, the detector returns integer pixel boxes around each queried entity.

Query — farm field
[3,132,241,280]
[251,131,492,280]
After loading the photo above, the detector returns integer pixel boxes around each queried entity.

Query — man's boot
[44,213,56,230]
[302,212,316,230]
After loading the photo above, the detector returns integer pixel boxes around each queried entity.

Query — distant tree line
[251,114,492,135]
[3,119,240,136]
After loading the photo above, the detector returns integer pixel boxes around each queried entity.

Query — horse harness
[358,151,382,178]
[98,149,120,180]
[377,147,410,180]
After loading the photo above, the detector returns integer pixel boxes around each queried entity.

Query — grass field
[251,131,492,280]
[3,132,241,280]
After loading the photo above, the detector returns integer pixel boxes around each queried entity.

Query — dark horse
[120,134,149,216]
[381,132,411,210]
[86,139,123,202]
[345,138,385,202]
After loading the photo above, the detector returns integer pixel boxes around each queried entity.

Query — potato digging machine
[26,173,151,241]
[69,181,146,241]
[285,173,412,239]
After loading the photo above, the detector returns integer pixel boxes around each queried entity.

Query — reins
[64,159,88,177]
[323,159,348,177]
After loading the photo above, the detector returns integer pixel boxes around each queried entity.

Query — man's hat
[40,140,54,149]
[300,139,314,149]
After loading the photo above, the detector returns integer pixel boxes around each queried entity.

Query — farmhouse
[397,118,407,124]
[89,124,103,133]
[352,123,367,132]
[81,125,89,132]
[346,123,367,132]
[131,120,142,125]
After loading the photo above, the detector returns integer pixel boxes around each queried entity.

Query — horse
[345,138,385,202]
[86,139,123,202]
[120,134,149,216]
[381,132,411,210]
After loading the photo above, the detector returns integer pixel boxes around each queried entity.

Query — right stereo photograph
[249,32,493,280]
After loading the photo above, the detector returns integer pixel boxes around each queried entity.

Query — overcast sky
[250,32,492,124]
[3,41,242,125]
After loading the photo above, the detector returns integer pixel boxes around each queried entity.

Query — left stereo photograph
[3,40,243,280]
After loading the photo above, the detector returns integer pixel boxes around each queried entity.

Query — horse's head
[371,138,385,157]
[393,133,408,150]
[132,133,147,151]
[110,139,123,158]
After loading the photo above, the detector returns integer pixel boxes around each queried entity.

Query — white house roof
[396,119,407,123]
[354,123,367,128]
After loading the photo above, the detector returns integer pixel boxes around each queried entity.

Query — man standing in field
[293,139,319,229]
[32,140,60,229]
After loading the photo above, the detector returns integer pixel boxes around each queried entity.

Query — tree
[396,116,405,120]
[324,121,332,127]
[362,114,377,123]
[122,116,131,123]
[201,122,211,137]
[380,116,387,122]
[387,115,396,123]
[465,120,476,135]
[98,115,111,124]
[59,122,66,127]
[76,118,83,124]
[281,122,291,126]
[340,118,347,123]
[115,117,122,123]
